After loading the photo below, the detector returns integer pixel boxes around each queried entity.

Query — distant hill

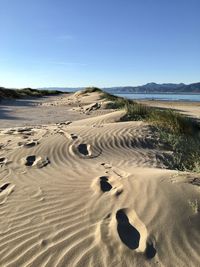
[40,82,200,94]
[104,82,200,94]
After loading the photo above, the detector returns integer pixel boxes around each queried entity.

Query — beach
[0,90,200,267]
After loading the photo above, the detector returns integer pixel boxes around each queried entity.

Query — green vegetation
[0,87,63,100]
[157,124,200,172]
[100,91,133,109]
[123,102,150,121]
[82,87,102,94]
[125,105,200,173]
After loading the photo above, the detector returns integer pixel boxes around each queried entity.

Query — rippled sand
[0,91,199,267]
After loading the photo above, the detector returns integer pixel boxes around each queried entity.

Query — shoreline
[114,93,200,102]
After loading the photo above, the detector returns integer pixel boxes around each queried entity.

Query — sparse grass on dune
[153,111,200,172]
[129,106,200,172]
[125,103,200,172]
[99,88,200,173]
[81,87,102,94]
[18,88,63,97]
[159,129,200,172]
[0,87,63,100]
[123,102,151,121]
[101,91,134,109]
[149,109,200,135]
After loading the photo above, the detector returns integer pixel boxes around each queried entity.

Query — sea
[114,93,200,102]
[53,88,200,102]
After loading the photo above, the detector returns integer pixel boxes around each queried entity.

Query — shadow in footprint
[0,157,5,163]
[25,155,36,166]
[145,242,157,259]
[116,209,140,250]
[71,134,78,140]
[100,176,112,192]
[0,157,7,166]
[0,183,10,192]
[78,144,89,156]
[24,141,38,148]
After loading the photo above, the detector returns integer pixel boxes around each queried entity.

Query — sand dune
[0,91,200,267]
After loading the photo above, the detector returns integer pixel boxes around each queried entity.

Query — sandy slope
[0,92,200,267]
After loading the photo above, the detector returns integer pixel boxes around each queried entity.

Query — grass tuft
[82,87,102,94]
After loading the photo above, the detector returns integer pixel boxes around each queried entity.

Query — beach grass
[0,87,63,100]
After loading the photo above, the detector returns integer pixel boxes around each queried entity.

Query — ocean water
[55,88,200,102]
[114,93,200,102]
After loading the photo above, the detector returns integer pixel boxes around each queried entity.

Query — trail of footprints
[96,163,157,260]
[1,126,157,261]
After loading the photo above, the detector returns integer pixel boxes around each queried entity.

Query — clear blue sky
[0,0,199,88]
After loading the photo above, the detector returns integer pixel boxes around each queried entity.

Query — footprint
[22,132,32,136]
[101,162,112,169]
[145,241,157,259]
[18,141,39,148]
[25,155,36,166]
[0,157,7,165]
[100,176,112,192]
[22,135,29,139]
[115,209,156,258]
[0,183,10,192]
[78,144,90,156]
[0,183,15,204]
[57,121,72,126]
[116,209,140,250]
[3,129,15,135]
[92,175,123,196]
[0,157,10,166]
[17,127,32,133]
[70,134,78,140]
[71,143,101,159]
[24,141,39,148]
[24,155,50,168]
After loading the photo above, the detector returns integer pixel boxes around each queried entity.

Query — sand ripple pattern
[0,111,200,267]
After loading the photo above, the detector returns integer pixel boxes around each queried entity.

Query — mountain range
[40,82,200,94]
[104,82,200,94]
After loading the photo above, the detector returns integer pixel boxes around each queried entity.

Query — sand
[137,100,200,120]
[0,91,200,267]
